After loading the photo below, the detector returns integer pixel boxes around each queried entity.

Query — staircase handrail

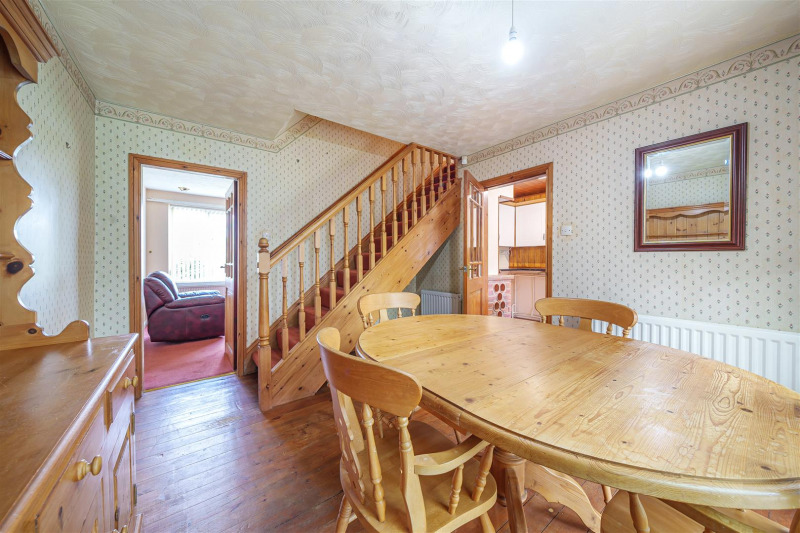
[269,142,455,266]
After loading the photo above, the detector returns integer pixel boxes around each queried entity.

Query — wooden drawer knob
[75,455,101,481]
[122,375,139,390]
[90,455,102,475]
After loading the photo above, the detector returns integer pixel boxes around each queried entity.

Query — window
[168,205,225,282]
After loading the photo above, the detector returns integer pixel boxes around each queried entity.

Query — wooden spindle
[380,174,387,256]
[342,206,350,294]
[281,258,289,359]
[472,445,494,501]
[437,152,445,198]
[369,184,376,269]
[427,149,434,209]
[329,219,336,309]
[448,464,464,514]
[298,245,305,341]
[420,150,428,217]
[314,231,321,325]
[397,416,425,531]
[789,510,799,533]
[391,164,399,250]
[362,403,386,522]
[402,156,410,235]
[411,149,418,225]
[431,152,439,207]
[629,493,651,533]
[356,196,363,282]
[257,237,271,411]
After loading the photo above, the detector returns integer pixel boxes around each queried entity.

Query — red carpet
[143,328,233,390]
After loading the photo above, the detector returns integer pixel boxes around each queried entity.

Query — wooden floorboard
[135,373,792,532]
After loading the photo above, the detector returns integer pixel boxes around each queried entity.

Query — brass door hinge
[131,411,135,435]
[133,484,138,506]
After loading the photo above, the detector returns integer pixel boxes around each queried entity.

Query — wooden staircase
[254,143,461,411]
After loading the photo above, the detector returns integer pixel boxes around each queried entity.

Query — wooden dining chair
[358,292,421,329]
[535,297,637,505]
[602,491,799,533]
[317,327,498,533]
[535,297,638,338]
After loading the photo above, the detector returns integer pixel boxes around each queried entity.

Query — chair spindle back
[535,297,638,338]
[358,292,421,328]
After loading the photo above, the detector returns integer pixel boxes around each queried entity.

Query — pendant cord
[511,0,514,27]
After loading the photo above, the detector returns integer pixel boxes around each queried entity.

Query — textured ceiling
[42,1,799,155]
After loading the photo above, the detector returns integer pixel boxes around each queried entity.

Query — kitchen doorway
[481,163,553,321]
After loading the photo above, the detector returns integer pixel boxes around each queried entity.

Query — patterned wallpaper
[440,57,797,332]
[647,172,730,209]
[15,58,96,333]
[93,117,402,340]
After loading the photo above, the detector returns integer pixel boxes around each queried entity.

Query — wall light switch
[561,225,573,236]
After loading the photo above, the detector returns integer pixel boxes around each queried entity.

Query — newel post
[257,236,272,411]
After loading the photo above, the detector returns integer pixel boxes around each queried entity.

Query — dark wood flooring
[135,373,795,532]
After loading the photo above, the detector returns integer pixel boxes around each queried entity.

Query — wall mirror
[634,123,747,251]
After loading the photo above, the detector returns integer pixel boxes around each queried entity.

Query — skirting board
[593,315,800,392]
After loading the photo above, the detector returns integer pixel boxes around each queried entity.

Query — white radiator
[421,290,462,315]
[591,315,800,392]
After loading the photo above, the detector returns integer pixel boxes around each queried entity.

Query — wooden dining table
[356,314,800,531]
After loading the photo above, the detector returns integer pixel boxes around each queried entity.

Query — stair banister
[268,142,438,268]
[256,141,457,412]
[257,236,271,411]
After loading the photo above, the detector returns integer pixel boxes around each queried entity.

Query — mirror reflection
[643,136,732,243]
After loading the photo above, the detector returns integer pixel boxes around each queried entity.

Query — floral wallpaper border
[466,34,800,165]
[95,101,322,153]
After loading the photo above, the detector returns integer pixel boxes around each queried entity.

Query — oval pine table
[356,314,800,530]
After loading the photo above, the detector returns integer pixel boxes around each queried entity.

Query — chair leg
[479,512,495,533]
[602,485,613,504]
[336,496,353,533]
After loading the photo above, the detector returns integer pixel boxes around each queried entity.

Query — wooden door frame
[479,162,554,302]
[128,154,247,397]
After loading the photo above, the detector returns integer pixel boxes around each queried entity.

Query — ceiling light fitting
[502,0,523,65]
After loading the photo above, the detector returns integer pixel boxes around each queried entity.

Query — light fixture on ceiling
[654,162,668,177]
[502,0,523,65]
[178,186,190,191]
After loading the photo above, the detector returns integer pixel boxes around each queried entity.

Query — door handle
[459,266,469,272]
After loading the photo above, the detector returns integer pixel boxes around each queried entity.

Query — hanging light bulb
[655,161,668,177]
[502,0,523,65]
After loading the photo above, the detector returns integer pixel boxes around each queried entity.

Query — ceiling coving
[42,0,798,155]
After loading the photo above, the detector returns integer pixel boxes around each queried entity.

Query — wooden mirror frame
[634,123,747,252]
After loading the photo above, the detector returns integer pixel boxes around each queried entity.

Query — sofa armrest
[164,294,225,309]
[178,290,222,298]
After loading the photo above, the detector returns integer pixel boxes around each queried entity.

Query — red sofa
[143,271,225,342]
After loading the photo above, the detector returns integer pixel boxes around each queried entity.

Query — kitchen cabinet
[513,272,547,321]
[498,203,515,246]
[515,203,546,246]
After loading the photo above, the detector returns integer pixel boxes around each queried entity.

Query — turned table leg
[490,448,528,505]
[525,462,602,533]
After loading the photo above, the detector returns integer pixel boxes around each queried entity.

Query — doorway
[128,155,247,394]
[462,163,553,319]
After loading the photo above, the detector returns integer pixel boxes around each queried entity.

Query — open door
[463,170,488,315]
[223,180,237,369]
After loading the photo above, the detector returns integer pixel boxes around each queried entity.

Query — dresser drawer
[106,352,136,428]
[36,404,106,533]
